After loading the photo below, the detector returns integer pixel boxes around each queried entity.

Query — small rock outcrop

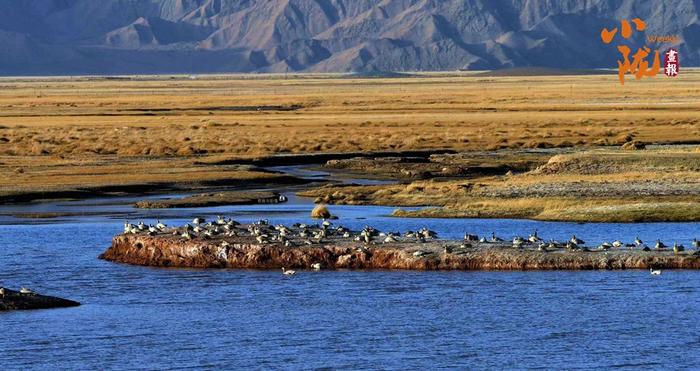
[310,204,332,219]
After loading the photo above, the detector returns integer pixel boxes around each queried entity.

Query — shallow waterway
[1,167,699,369]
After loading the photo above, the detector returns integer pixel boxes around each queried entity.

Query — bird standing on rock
[124,220,134,234]
[384,234,398,243]
[570,235,585,246]
[673,242,684,254]
[464,233,479,242]
[512,236,525,249]
[528,230,541,243]
[491,232,503,242]
[147,226,158,235]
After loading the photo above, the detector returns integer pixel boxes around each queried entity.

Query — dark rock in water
[0,288,80,311]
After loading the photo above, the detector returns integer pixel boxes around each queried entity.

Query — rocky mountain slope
[0,0,697,75]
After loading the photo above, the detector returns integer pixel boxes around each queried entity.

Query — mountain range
[0,0,697,75]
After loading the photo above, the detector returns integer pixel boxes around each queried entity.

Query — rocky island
[0,287,80,311]
[101,218,700,271]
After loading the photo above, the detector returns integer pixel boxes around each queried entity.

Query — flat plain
[0,72,698,219]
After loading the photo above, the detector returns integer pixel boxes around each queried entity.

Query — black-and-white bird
[570,235,585,246]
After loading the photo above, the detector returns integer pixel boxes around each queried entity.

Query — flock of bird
[481,230,700,253]
[123,217,700,254]
[123,216,441,247]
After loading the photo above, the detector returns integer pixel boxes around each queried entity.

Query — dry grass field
[301,147,700,222]
[0,71,699,205]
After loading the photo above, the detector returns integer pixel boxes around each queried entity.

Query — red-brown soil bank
[101,235,700,271]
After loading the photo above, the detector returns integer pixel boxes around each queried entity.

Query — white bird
[528,229,541,243]
[464,233,479,242]
[650,268,661,276]
[311,263,322,270]
[570,235,585,246]
[673,242,684,253]
[282,267,296,275]
[124,220,134,233]
[512,237,524,249]
[384,234,398,243]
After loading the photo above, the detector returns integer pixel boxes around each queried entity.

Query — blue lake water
[1,179,700,369]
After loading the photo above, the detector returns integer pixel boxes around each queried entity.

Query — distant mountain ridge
[0,0,697,75]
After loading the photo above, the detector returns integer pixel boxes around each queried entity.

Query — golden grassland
[300,147,700,222]
[0,155,291,201]
[0,71,699,204]
[1,72,700,157]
